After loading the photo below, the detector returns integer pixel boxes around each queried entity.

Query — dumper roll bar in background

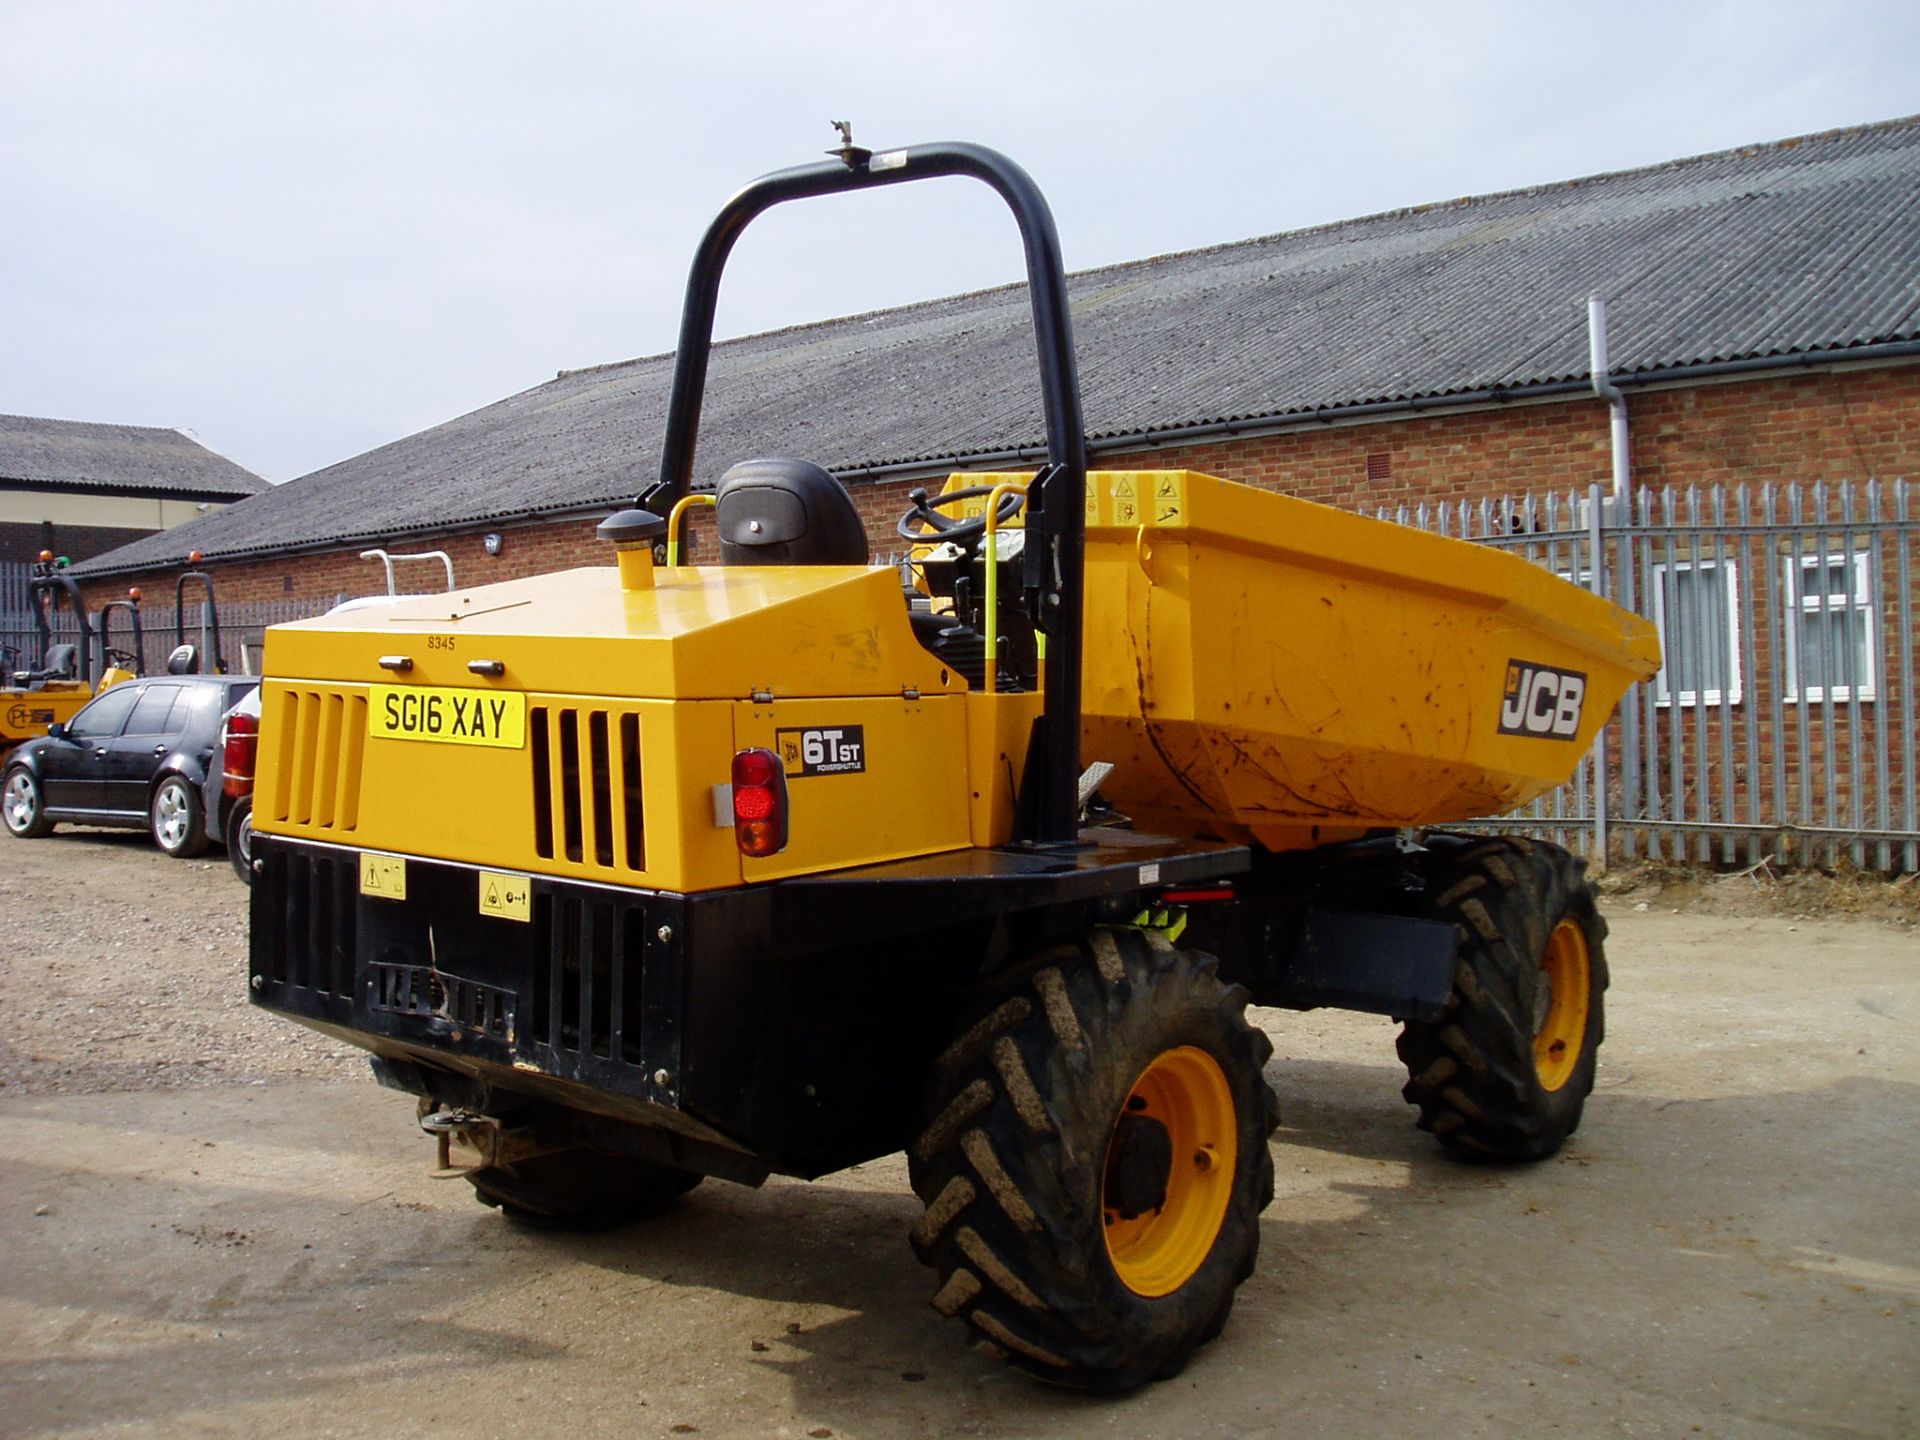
[636,139,1090,848]
[93,591,144,677]
[175,560,226,674]
[26,563,94,685]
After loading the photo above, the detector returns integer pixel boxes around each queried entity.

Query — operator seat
[10,643,80,687]
[714,458,868,565]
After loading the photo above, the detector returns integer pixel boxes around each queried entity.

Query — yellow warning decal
[1149,474,1187,527]
[478,869,532,923]
[360,853,407,901]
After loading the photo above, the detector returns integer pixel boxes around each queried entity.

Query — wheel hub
[1103,1110,1173,1219]
[1101,1046,1238,1297]
[1534,919,1592,1092]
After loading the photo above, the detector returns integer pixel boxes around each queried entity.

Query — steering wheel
[896,485,1026,548]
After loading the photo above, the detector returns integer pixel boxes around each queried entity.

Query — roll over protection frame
[175,569,226,675]
[93,595,144,677]
[639,140,1089,847]
[26,562,94,684]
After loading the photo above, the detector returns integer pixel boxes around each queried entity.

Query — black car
[202,685,262,882]
[2,674,260,857]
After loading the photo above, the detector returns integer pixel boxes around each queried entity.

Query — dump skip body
[1070,470,1660,851]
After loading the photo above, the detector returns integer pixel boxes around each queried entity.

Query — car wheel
[151,775,211,858]
[226,796,255,884]
[3,766,54,839]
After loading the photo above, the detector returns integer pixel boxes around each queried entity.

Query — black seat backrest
[715,458,869,566]
[42,644,78,680]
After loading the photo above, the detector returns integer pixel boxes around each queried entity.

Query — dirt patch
[0,827,360,1096]
[3,828,1917,1437]
[1597,857,1920,926]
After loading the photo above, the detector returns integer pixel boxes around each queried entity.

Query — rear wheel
[225,796,255,884]
[3,766,53,839]
[908,927,1278,1391]
[467,1147,702,1231]
[150,775,210,858]
[1397,838,1608,1161]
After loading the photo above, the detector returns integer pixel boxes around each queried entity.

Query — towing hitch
[419,1106,561,1178]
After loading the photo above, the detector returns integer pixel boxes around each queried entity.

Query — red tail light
[222,711,258,799]
[731,747,789,858]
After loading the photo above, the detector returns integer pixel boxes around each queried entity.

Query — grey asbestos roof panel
[0,414,269,499]
[75,114,1920,576]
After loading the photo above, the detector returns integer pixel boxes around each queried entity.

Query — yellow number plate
[479,870,531,922]
[369,685,525,748]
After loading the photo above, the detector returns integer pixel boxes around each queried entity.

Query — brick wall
[69,360,1915,868]
[79,362,1917,609]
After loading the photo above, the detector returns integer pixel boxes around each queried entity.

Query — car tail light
[222,711,258,798]
[731,747,788,858]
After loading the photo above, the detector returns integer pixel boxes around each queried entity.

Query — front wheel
[150,775,210,858]
[3,766,54,839]
[1397,837,1608,1161]
[909,927,1278,1391]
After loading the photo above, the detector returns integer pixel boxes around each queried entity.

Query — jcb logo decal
[775,725,866,776]
[1498,660,1587,740]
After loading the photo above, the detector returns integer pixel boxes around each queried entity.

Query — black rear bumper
[248,831,1249,1177]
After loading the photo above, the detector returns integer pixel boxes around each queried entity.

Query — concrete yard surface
[1,835,1915,1438]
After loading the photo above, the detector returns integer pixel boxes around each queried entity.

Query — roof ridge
[549,113,1920,388]
[0,412,197,440]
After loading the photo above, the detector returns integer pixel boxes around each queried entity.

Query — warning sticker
[360,853,407,901]
[478,870,532,922]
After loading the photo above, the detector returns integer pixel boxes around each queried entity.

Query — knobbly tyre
[246,137,1660,1391]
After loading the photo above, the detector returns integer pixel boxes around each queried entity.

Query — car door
[157,681,229,783]
[40,683,142,812]
[107,681,187,814]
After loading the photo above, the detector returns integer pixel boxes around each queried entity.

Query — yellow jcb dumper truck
[247,140,1659,1391]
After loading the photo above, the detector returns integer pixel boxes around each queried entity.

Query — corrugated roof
[76,115,1920,576]
[0,414,268,500]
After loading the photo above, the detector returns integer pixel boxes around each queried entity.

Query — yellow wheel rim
[1534,919,1591,1092]
[1102,1046,1238,1297]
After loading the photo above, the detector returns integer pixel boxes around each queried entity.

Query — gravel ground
[2,827,1916,1438]
[0,827,358,1095]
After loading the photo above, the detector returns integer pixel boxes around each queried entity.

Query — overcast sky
[3,1,1917,485]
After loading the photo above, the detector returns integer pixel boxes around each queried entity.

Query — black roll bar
[642,139,1088,847]
[27,564,95,685]
[175,570,226,674]
[94,594,145,677]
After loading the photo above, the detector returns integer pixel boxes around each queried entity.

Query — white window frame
[1782,550,1877,704]
[1650,557,1743,707]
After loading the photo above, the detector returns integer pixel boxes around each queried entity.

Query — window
[179,683,226,728]
[1650,559,1742,706]
[67,685,140,741]
[122,685,183,737]
[1783,551,1876,702]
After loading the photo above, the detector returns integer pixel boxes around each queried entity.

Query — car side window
[122,684,183,737]
[179,684,224,732]
[67,685,141,741]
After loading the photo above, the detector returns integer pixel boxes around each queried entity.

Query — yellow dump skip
[1070,470,1660,851]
